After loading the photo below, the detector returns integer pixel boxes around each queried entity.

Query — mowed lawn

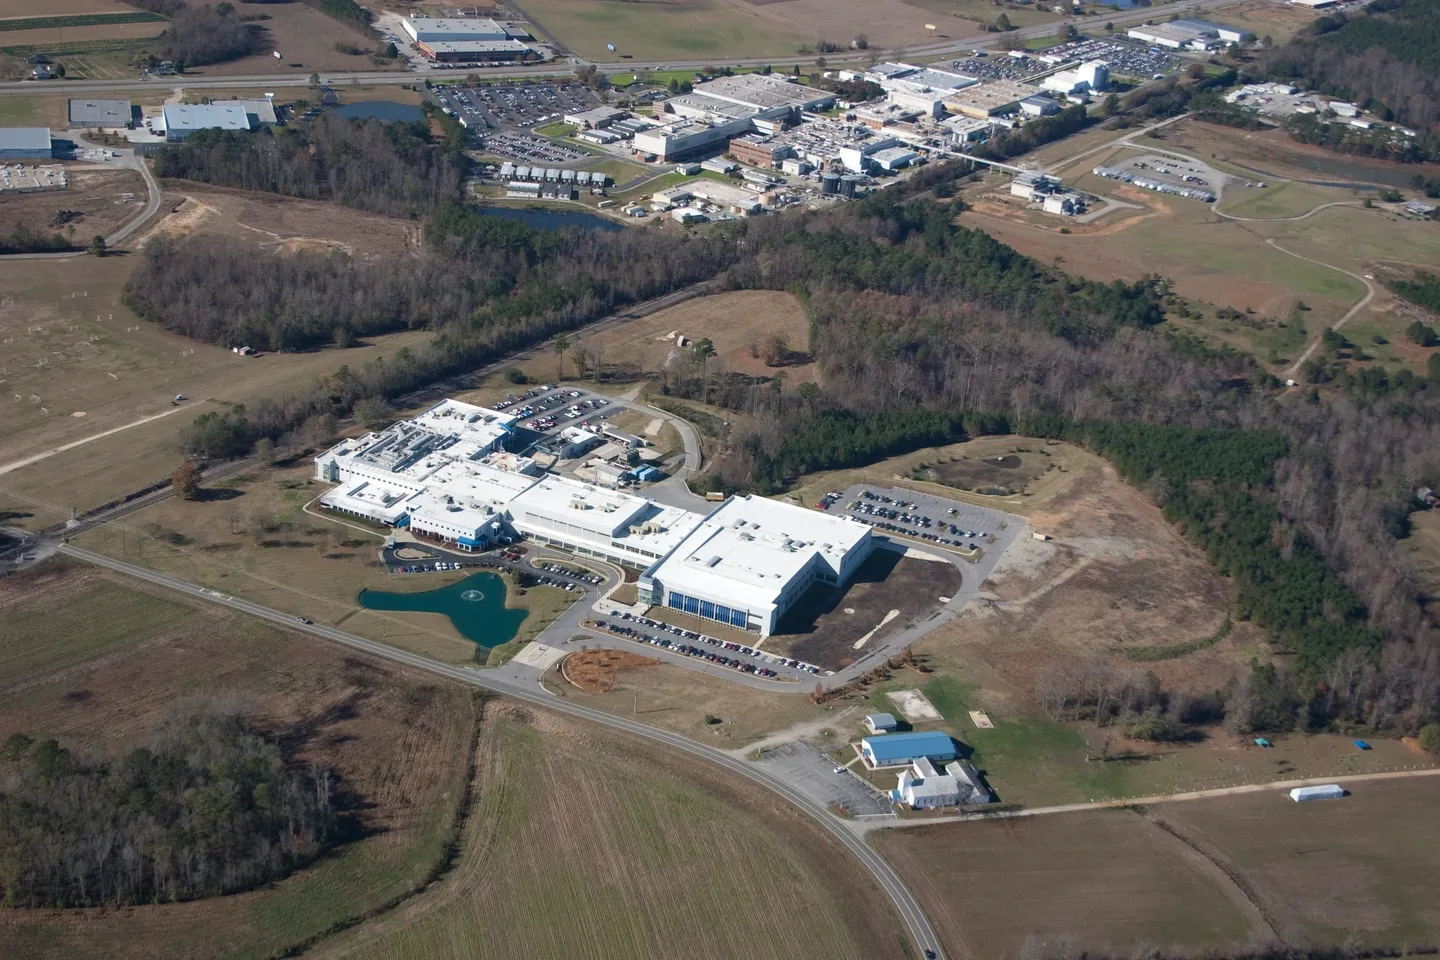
[877,808,1262,959]
[521,0,806,62]
[310,704,911,960]
[0,561,479,960]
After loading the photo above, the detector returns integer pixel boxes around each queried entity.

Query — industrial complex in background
[315,398,878,637]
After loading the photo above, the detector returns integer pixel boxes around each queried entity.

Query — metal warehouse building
[68,99,134,128]
[861,731,959,768]
[401,16,508,43]
[0,127,54,160]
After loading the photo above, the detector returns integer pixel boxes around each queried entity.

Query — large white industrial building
[1128,20,1251,50]
[637,495,874,636]
[401,16,509,42]
[634,74,834,161]
[315,399,874,635]
[159,100,278,141]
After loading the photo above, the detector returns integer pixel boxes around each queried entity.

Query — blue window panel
[684,595,700,614]
[731,608,747,627]
[700,600,715,620]
[715,604,730,623]
[669,592,684,610]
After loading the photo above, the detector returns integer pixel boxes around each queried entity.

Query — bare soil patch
[0,20,163,43]
[918,448,1053,496]
[878,808,1259,959]
[718,0,987,50]
[0,166,145,242]
[767,551,962,671]
[947,455,1259,695]
[143,183,421,260]
[0,0,140,14]
[560,647,658,692]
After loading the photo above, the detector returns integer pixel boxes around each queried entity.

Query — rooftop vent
[707,555,723,567]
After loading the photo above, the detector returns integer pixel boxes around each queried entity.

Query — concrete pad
[887,688,942,722]
[511,642,567,670]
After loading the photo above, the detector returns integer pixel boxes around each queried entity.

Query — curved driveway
[57,542,946,960]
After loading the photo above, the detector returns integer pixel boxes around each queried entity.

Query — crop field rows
[308,702,908,960]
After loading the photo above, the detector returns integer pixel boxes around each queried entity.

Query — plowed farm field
[309,700,911,960]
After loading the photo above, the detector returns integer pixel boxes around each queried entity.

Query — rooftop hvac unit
[568,498,590,510]
[707,555,723,567]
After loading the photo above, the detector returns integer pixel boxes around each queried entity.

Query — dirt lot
[543,655,826,744]
[1151,778,1440,950]
[877,808,1263,959]
[587,289,817,387]
[918,448,1054,496]
[767,550,962,671]
[0,165,145,241]
[559,647,659,692]
[308,699,910,960]
[142,183,421,261]
[0,559,478,960]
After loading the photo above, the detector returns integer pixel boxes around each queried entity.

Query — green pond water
[359,572,527,650]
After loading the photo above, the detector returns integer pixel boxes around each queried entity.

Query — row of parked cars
[607,611,823,675]
[536,561,603,585]
[596,618,782,678]
[814,490,845,510]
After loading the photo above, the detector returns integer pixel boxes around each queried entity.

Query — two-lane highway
[57,542,946,960]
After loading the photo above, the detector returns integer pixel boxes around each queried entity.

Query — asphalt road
[57,542,946,960]
[0,0,1253,98]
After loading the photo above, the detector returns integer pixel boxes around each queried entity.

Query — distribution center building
[637,495,874,636]
[0,127,54,160]
[68,99,134,128]
[401,16,509,42]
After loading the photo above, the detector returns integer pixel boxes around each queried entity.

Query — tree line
[127,0,257,68]
[1259,0,1440,136]
[0,707,336,907]
[152,113,465,219]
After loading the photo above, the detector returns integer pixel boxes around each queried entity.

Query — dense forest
[0,708,336,907]
[125,168,1440,737]
[152,114,463,218]
[1261,0,1440,138]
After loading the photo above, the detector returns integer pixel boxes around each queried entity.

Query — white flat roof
[161,103,252,132]
[648,495,871,613]
[510,474,655,536]
[321,478,417,522]
[406,15,508,38]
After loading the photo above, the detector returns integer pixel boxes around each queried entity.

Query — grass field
[517,0,807,62]
[582,289,817,386]
[0,559,479,960]
[308,700,910,960]
[1151,778,1440,950]
[878,807,1262,959]
[67,460,534,664]
[0,246,428,525]
[0,0,140,14]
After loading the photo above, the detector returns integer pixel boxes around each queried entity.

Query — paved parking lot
[434,82,594,138]
[951,37,1176,82]
[495,384,617,443]
[753,743,895,819]
[823,483,1018,553]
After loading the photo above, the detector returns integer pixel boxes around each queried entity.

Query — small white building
[865,713,898,734]
[893,757,993,808]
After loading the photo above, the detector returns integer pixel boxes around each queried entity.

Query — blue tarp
[1353,740,1371,750]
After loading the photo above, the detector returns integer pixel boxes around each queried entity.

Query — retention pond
[359,571,527,649]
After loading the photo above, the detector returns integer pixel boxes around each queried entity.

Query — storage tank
[838,175,858,198]
[821,173,839,195]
